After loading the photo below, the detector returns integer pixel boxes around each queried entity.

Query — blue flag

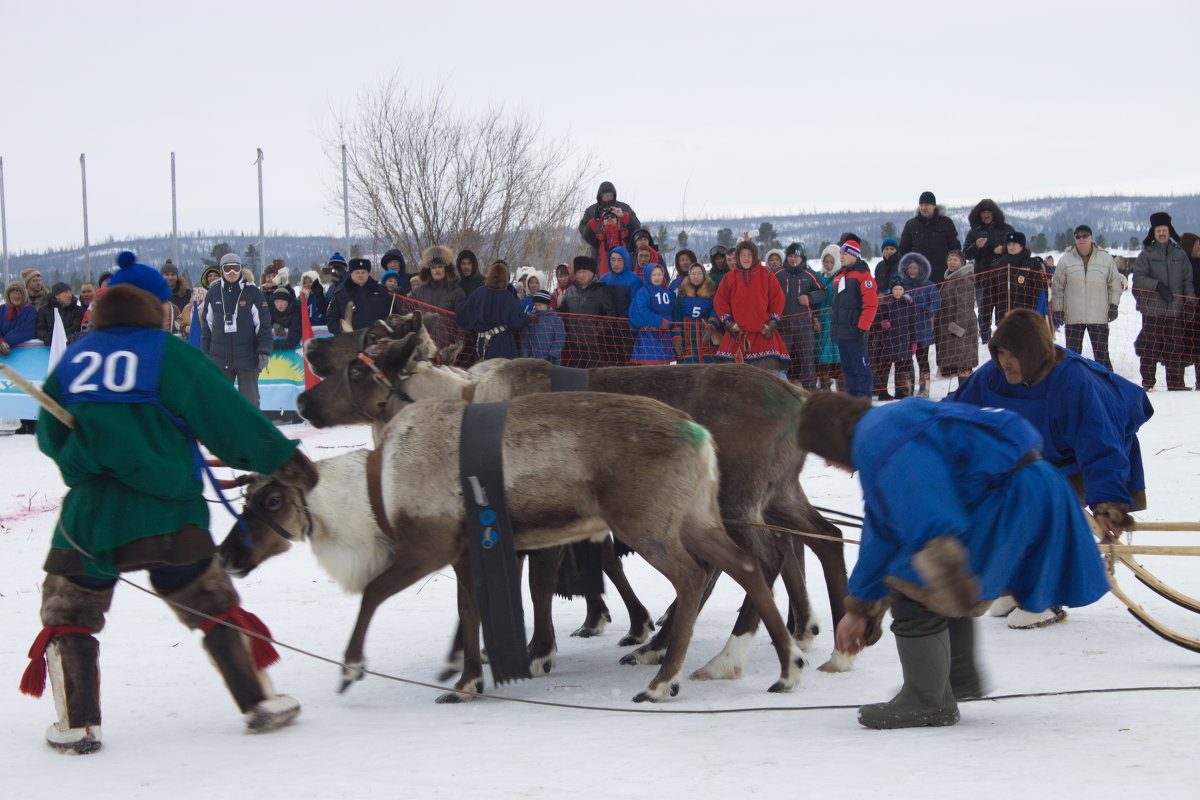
[187,302,202,348]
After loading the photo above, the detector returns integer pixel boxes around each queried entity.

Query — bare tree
[328,79,597,269]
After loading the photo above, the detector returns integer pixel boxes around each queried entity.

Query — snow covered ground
[2,340,1198,797]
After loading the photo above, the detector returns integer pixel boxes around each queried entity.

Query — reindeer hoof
[794,623,819,652]
[572,626,601,638]
[619,652,640,666]
[767,680,791,693]
[632,680,679,703]
[529,652,557,677]
[617,620,654,647]
[619,647,663,666]
[337,662,366,694]
[435,680,483,704]
[816,649,856,673]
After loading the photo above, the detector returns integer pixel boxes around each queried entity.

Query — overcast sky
[4,0,1197,254]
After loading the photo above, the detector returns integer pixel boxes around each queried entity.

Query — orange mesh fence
[377,277,1200,395]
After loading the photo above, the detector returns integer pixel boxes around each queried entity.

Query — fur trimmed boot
[858,629,959,729]
[1006,606,1067,629]
[988,595,1018,617]
[947,617,986,700]
[162,560,300,733]
[44,635,103,754]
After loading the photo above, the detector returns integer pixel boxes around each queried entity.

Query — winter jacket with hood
[409,245,466,313]
[672,274,718,363]
[873,250,902,288]
[845,397,1109,613]
[712,257,790,364]
[899,206,962,283]
[1133,239,1195,319]
[456,250,484,296]
[628,267,675,363]
[0,281,36,347]
[935,261,980,373]
[379,249,411,297]
[813,245,841,364]
[201,276,274,371]
[36,293,86,343]
[896,252,942,348]
[1052,245,1124,325]
[872,290,917,364]
[599,246,643,316]
[950,309,1152,510]
[963,199,1015,274]
[578,181,641,251]
[301,269,328,327]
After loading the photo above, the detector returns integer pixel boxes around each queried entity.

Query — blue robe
[628,273,675,363]
[948,348,1152,507]
[454,286,529,360]
[849,398,1109,613]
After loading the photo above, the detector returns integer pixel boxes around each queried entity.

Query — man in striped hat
[829,237,879,398]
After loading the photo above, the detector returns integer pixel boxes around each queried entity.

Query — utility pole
[256,148,266,273]
[342,143,350,258]
[0,156,9,287]
[171,152,179,271]
[80,154,91,282]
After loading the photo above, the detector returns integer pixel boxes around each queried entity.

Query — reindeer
[218,384,805,703]
[305,312,451,379]
[297,334,855,675]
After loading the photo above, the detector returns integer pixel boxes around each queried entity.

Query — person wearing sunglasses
[201,252,273,407]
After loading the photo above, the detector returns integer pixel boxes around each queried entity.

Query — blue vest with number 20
[57,327,167,406]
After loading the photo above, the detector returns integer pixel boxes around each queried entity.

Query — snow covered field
[2,340,1198,797]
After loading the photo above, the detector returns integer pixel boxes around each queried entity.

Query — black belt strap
[549,365,589,392]
[459,402,531,685]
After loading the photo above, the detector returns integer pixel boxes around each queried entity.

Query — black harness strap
[549,365,589,392]
[459,402,531,685]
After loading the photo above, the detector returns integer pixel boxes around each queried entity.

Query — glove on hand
[257,352,271,371]
[1107,304,1119,322]
[880,319,891,330]
[1093,501,1134,537]
[1157,284,1174,305]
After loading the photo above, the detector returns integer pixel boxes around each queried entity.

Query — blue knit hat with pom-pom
[108,251,171,301]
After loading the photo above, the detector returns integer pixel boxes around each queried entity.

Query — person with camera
[578,181,641,258]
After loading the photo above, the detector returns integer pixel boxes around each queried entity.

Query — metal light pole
[0,156,9,287]
[256,148,266,273]
[170,152,179,270]
[80,154,91,281]
[342,143,350,258]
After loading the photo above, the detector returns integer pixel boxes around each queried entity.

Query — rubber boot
[858,629,959,729]
[947,617,986,700]
[44,634,103,754]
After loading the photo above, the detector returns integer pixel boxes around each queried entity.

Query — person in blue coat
[454,261,530,360]
[600,246,642,364]
[671,264,718,363]
[518,290,565,363]
[628,264,675,364]
[947,308,1151,625]
[0,280,38,354]
[896,252,941,397]
[797,392,1109,730]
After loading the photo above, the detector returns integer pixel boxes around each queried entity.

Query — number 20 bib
[57,327,167,406]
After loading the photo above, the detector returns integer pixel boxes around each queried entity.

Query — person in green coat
[21,253,316,754]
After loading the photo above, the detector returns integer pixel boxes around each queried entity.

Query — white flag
[47,307,68,371]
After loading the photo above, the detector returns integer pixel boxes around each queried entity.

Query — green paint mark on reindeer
[673,421,709,451]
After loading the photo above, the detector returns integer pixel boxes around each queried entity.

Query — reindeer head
[305,312,444,378]
[296,333,424,428]
[216,452,320,578]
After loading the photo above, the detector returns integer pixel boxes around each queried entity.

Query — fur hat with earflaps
[1143,211,1181,246]
[418,245,458,285]
[795,391,872,469]
[988,308,1059,385]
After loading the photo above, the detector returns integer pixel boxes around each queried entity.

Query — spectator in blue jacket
[455,261,530,360]
[948,308,1151,627]
[896,252,942,397]
[629,264,675,364]
[798,392,1109,730]
[0,280,38,355]
[518,290,565,363]
[300,270,327,327]
[600,246,642,317]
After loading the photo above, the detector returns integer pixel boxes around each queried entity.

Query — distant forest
[8,194,1199,287]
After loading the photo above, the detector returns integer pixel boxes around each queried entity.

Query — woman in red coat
[713,240,791,377]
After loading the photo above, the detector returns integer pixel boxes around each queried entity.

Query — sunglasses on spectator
[222,266,242,273]
[1074,233,1091,239]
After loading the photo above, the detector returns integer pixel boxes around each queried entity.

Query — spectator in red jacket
[712,240,790,378]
